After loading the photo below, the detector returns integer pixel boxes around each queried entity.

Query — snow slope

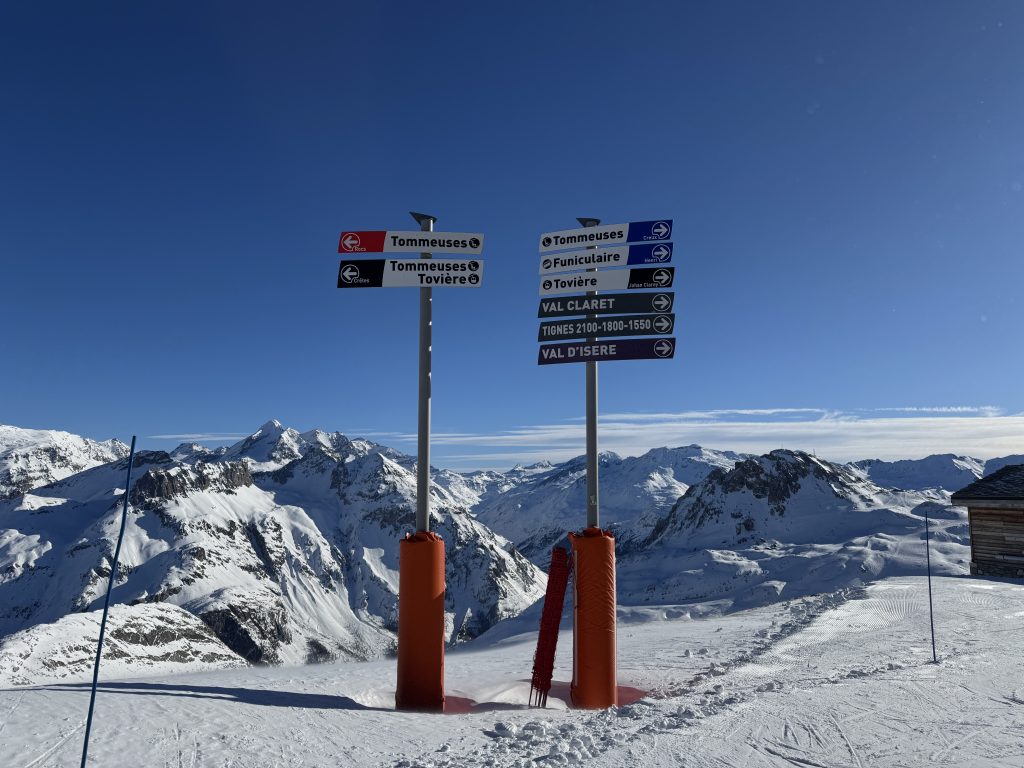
[0,426,128,500]
[0,575,1019,767]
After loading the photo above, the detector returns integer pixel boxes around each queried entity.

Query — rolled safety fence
[569,527,617,709]
[396,531,446,711]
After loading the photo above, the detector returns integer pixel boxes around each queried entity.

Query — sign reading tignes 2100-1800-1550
[339,230,484,254]
[537,219,671,253]
[538,313,675,342]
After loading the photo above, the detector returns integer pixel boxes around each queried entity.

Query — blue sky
[2,2,1023,469]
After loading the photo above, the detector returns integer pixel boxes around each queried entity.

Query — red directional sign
[338,230,485,255]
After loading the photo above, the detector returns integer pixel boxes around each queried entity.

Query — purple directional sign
[537,337,676,365]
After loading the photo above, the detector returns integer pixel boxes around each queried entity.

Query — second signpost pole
[569,217,618,710]
[395,211,446,712]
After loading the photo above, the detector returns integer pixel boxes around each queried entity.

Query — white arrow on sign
[340,264,361,283]
[341,233,361,251]
[653,339,675,357]
[650,244,671,261]
[653,269,672,286]
[653,315,673,333]
[651,221,671,239]
[652,293,673,312]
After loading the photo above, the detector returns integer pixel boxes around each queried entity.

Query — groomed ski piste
[1,575,1021,767]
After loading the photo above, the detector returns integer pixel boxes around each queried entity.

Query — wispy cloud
[428,406,1024,470]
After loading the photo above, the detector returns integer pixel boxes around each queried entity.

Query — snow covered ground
[1,574,1021,767]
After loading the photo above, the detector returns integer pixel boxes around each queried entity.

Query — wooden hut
[951,465,1024,578]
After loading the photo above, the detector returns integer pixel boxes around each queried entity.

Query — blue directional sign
[626,220,672,243]
[538,219,673,252]
[538,242,673,275]
[627,242,673,266]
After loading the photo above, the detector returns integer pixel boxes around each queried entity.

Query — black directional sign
[537,313,675,342]
[338,258,484,288]
[538,337,676,365]
[537,291,674,318]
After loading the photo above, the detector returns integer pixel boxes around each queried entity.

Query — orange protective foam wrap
[395,531,445,711]
[569,527,617,709]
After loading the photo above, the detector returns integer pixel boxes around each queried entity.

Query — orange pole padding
[569,527,617,709]
[396,531,445,711]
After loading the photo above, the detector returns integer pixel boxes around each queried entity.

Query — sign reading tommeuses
[537,220,672,253]
[339,230,485,255]
[338,259,484,288]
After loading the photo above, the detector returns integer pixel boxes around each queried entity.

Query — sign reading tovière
[539,267,673,296]
[538,242,673,275]
[338,231,485,255]
[537,313,675,342]
[338,259,484,288]
[537,337,676,365]
[537,220,672,253]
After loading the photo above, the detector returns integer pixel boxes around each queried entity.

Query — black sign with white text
[537,291,674,318]
[537,337,676,365]
[537,313,675,342]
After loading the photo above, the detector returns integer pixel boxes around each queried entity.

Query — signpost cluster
[337,213,485,712]
[535,217,676,709]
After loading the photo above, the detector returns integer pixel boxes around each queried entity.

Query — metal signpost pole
[411,211,435,533]
[925,505,938,663]
[578,217,601,529]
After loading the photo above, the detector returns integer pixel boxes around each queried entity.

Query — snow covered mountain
[471,445,745,563]
[849,454,985,491]
[0,422,545,683]
[0,425,128,500]
[617,449,970,607]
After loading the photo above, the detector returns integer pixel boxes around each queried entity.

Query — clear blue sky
[3,2,1023,469]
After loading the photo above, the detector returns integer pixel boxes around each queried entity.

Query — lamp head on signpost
[576,217,600,228]
[410,211,437,231]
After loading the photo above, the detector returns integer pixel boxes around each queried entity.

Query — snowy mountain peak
[0,425,129,500]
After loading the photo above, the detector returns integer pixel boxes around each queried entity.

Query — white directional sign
[338,230,485,255]
[538,219,672,253]
[539,267,674,296]
[338,259,484,288]
[539,242,674,275]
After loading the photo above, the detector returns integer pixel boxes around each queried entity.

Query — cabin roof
[952,464,1024,503]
